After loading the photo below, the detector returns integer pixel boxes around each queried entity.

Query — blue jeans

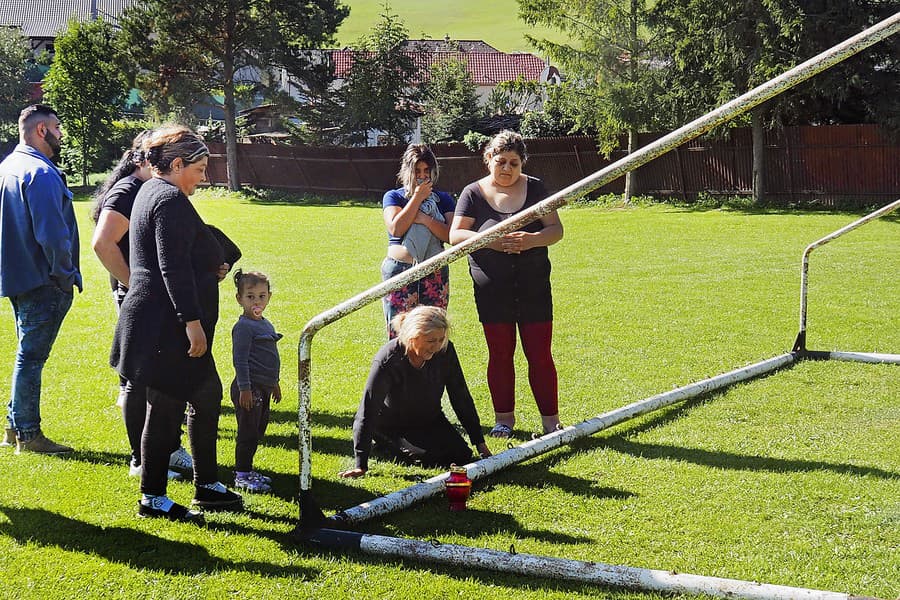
[7,284,73,440]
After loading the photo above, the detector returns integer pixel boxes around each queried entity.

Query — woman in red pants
[450,131,564,439]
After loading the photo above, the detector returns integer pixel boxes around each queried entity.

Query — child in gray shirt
[231,269,282,493]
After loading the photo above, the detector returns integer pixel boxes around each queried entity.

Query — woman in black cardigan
[111,125,242,522]
[339,306,492,478]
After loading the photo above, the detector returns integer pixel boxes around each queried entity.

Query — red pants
[482,321,558,416]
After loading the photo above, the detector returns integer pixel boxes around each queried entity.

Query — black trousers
[375,414,474,468]
[140,371,222,496]
[229,379,272,472]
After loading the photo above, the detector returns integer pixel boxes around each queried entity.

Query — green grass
[0,191,897,599]
[335,0,565,52]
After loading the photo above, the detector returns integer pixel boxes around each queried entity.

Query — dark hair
[91,130,153,222]
[18,104,58,137]
[483,130,528,165]
[397,143,439,197]
[144,125,209,174]
[233,268,271,294]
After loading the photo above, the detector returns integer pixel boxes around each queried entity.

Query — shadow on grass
[217,187,381,208]
[373,506,593,545]
[58,450,236,487]
[603,436,900,480]
[0,505,317,578]
[256,472,377,510]
[602,388,900,479]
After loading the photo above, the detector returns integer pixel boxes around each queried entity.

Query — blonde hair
[397,143,439,198]
[482,130,528,165]
[391,306,450,351]
[143,124,209,174]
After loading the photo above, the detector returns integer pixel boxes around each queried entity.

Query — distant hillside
[333,0,564,53]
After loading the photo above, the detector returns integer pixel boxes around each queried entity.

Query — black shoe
[137,499,205,524]
[192,484,243,511]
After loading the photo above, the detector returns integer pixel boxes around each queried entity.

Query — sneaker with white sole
[234,472,271,493]
[1,428,15,448]
[129,459,182,480]
[248,471,272,485]
[192,482,243,510]
[138,496,204,523]
[169,446,193,471]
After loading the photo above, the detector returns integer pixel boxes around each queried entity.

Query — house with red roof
[329,42,560,105]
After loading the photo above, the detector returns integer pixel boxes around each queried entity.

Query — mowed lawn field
[0,189,897,599]
[334,0,564,52]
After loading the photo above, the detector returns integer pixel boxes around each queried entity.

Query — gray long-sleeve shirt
[231,315,282,390]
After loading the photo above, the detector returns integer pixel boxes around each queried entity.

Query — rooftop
[331,50,555,86]
[0,0,140,38]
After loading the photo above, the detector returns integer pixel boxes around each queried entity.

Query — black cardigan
[110,178,239,398]
[352,339,486,470]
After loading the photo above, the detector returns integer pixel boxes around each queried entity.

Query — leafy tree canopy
[43,18,128,186]
[119,0,348,188]
[421,58,479,143]
[338,3,420,146]
[0,27,32,126]
[519,0,670,155]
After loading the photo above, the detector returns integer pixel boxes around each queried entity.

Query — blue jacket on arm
[0,143,81,297]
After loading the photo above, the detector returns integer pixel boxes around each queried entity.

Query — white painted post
[296,13,900,524]
[331,353,795,526]
[303,528,879,600]
[794,198,900,352]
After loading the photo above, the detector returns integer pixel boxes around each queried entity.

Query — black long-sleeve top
[352,339,486,470]
[110,178,238,398]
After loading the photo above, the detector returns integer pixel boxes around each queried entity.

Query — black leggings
[121,379,179,466]
[375,415,474,468]
[140,372,222,496]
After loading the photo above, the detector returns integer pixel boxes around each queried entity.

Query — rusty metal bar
[329,353,795,526]
[297,13,900,515]
[792,198,900,351]
[303,528,879,600]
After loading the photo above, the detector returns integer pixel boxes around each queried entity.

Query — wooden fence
[206,124,900,206]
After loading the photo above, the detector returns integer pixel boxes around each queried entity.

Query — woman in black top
[450,131,564,440]
[111,125,241,522]
[339,306,491,478]
[92,130,196,480]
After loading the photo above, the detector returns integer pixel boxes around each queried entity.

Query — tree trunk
[751,106,765,206]
[223,79,241,191]
[80,125,88,187]
[623,128,638,204]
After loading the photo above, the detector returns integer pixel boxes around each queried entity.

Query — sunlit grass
[0,191,896,599]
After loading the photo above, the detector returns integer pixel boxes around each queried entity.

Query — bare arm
[411,210,453,243]
[383,181,432,238]
[500,211,564,254]
[450,214,506,252]
[91,209,131,287]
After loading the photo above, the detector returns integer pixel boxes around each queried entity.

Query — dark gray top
[231,315,282,390]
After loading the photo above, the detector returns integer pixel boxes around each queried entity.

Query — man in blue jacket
[0,104,81,455]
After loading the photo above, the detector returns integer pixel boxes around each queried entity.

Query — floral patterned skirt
[381,257,449,338]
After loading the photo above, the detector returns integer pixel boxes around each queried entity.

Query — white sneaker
[129,459,182,480]
[169,446,193,471]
